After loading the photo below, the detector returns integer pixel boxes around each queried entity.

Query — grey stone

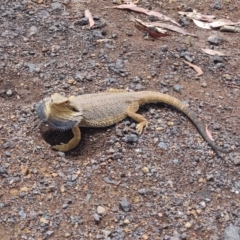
[19,209,27,219]
[93,213,101,222]
[161,45,168,52]
[0,167,8,177]
[123,134,138,143]
[27,63,36,73]
[173,85,183,92]
[179,16,189,27]
[57,151,65,157]
[46,231,54,236]
[75,17,89,26]
[97,206,106,215]
[224,225,240,240]
[158,141,168,150]
[119,198,131,212]
[208,35,223,45]
[104,77,117,86]
[92,30,104,39]
[138,188,147,195]
[6,89,12,96]
[173,159,179,164]
[5,151,11,157]
[29,26,37,36]
[232,155,240,166]
[211,0,222,10]
[39,10,50,19]
[104,177,118,185]
[62,203,69,209]
[51,2,62,10]
[213,55,224,63]
[1,30,9,37]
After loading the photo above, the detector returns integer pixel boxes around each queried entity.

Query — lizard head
[36,93,83,131]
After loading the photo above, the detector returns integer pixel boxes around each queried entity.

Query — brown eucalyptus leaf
[135,23,169,39]
[201,48,230,56]
[108,3,180,26]
[193,19,211,29]
[210,19,240,28]
[134,18,196,37]
[183,60,203,76]
[85,9,95,28]
[178,11,215,22]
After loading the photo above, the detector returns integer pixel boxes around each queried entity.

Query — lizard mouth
[36,100,78,131]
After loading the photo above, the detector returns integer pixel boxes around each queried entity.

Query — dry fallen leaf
[183,60,203,76]
[108,3,180,26]
[96,39,115,43]
[206,125,214,141]
[220,25,240,32]
[178,11,215,22]
[210,19,240,28]
[193,19,211,29]
[135,22,169,39]
[201,48,230,56]
[121,0,140,3]
[85,9,95,28]
[134,18,196,37]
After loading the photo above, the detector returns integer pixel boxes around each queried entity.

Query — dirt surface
[1,0,240,239]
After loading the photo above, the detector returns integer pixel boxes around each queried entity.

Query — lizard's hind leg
[52,125,81,152]
[127,101,148,134]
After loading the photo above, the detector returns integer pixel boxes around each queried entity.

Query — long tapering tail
[138,91,230,153]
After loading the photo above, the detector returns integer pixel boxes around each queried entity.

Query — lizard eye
[72,107,79,112]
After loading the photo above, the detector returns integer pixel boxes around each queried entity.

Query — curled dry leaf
[178,11,215,22]
[193,19,211,29]
[135,21,169,39]
[205,125,214,141]
[201,48,230,57]
[133,18,197,37]
[96,39,115,43]
[220,25,240,32]
[210,19,240,28]
[183,60,203,76]
[121,0,140,3]
[108,3,180,26]
[85,9,95,28]
[133,18,167,32]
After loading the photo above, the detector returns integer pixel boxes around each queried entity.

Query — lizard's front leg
[52,125,81,152]
[127,101,148,134]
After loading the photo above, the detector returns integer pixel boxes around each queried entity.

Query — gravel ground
[0,0,240,239]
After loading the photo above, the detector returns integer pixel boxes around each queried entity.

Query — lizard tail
[139,91,230,153]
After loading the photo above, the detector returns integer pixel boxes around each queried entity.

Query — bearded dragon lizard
[36,89,230,153]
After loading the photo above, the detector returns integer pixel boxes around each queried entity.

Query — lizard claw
[136,123,144,134]
[136,122,148,134]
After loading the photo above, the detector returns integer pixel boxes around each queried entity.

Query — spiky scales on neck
[37,93,83,131]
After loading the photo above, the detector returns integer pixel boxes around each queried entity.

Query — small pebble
[173,85,183,92]
[5,151,11,157]
[158,142,168,150]
[119,198,131,212]
[97,206,106,215]
[57,151,65,157]
[93,213,101,222]
[185,222,192,228]
[207,35,223,45]
[6,89,13,96]
[142,166,149,174]
[51,2,62,10]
